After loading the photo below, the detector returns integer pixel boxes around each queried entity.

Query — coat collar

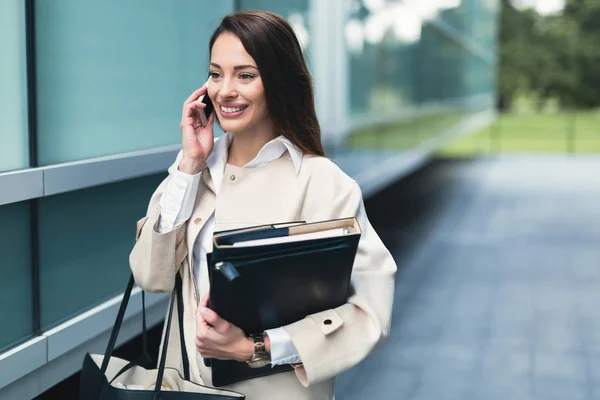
[202,132,303,195]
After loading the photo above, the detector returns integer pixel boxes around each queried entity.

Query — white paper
[231,227,350,248]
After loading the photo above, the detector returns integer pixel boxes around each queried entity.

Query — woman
[130,10,396,400]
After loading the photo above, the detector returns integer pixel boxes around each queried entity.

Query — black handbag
[79,273,244,399]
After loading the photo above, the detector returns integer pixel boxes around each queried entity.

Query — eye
[239,73,255,80]
[209,71,221,79]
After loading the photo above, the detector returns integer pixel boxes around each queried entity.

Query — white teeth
[221,106,245,113]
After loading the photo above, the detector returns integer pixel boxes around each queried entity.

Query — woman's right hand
[179,84,216,175]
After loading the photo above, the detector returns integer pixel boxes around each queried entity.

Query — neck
[227,123,276,167]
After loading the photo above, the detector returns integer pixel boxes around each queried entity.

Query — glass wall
[441,0,499,49]
[343,0,498,153]
[38,173,165,328]
[0,0,236,356]
[0,0,29,172]
[0,202,33,352]
[34,0,230,166]
[236,0,498,164]
[0,1,242,395]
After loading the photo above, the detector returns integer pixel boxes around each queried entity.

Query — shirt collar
[205,132,303,194]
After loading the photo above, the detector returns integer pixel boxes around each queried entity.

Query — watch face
[248,357,271,369]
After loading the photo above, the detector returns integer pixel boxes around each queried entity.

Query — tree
[563,0,600,107]
[498,0,538,110]
[498,0,600,110]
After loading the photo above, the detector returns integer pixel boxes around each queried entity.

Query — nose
[218,76,238,99]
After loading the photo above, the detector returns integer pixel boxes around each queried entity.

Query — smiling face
[207,32,271,136]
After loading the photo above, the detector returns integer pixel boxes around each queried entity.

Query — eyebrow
[210,62,258,71]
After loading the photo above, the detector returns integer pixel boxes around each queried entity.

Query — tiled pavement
[335,155,600,400]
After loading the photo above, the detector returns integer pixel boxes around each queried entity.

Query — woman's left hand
[195,294,254,362]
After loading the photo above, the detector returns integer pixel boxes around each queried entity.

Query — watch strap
[249,334,266,354]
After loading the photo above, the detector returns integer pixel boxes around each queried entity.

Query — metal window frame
[0,168,44,206]
[0,145,181,206]
[347,93,496,135]
[0,289,168,395]
[43,145,180,196]
[428,18,496,66]
[352,109,497,196]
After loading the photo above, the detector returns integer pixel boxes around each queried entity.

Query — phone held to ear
[198,79,214,127]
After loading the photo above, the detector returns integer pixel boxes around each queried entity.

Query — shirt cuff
[157,168,201,233]
[264,327,302,366]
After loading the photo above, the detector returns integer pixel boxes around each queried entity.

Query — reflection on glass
[34,0,231,165]
[0,202,33,351]
[344,0,496,151]
[0,0,29,172]
[38,174,166,329]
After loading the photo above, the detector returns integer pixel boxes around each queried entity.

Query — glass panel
[343,1,497,153]
[440,0,500,50]
[34,0,232,165]
[38,174,165,329]
[0,202,33,351]
[0,0,29,172]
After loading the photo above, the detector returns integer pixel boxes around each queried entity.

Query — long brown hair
[209,10,325,157]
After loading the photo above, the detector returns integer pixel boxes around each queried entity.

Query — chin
[219,120,252,134]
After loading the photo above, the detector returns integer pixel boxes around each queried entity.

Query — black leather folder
[206,217,361,387]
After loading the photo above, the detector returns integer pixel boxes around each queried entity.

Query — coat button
[229,174,236,182]
[194,217,202,225]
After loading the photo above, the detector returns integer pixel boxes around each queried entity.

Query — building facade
[0,1,498,398]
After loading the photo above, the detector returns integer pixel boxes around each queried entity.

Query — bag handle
[152,272,190,397]
[153,280,177,397]
[100,273,190,385]
[108,291,152,384]
[176,273,190,380]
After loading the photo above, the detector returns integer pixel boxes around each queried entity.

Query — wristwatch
[245,333,271,368]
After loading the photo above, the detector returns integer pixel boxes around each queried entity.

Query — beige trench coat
[130,150,397,400]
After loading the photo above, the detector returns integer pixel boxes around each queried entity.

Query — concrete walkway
[336,155,600,400]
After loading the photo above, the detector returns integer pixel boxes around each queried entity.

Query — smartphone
[198,79,214,127]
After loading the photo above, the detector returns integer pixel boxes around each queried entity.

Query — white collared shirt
[157,132,302,366]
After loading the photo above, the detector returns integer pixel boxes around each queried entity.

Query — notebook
[206,217,361,387]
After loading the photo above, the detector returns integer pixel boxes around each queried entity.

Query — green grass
[439,110,600,156]
[345,109,600,155]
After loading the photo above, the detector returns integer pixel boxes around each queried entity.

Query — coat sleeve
[129,150,189,293]
[283,182,397,387]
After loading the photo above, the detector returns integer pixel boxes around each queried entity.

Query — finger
[183,103,195,121]
[183,86,207,106]
[200,307,230,335]
[199,351,218,359]
[207,108,216,126]
[184,102,205,120]
[195,307,210,333]
[195,107,215,131]
[197,346,216,359]
[200,294,210,308]
[195,332,212,348]
[199,307,219,326]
